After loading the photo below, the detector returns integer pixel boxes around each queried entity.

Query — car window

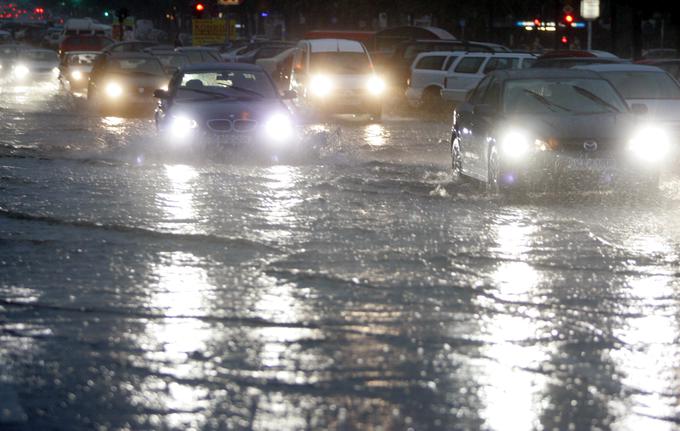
[503,78,628,114]
[469,76,492,104]
[156,54,188,69]
[177,70,276,99]
[66,53,97,65]
[521,58,536,69]
[255,46,288,60]
[455,57,485,74]
[601,71,680,100]
[110,58,164,76]
[482,78,501,105]
[484,57,519,73]
[444,56,459,70]
[415,55,446,70]
[310,52,371,74]
[182,51,204,63]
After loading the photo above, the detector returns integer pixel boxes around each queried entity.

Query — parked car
[59,50,99,92]
[12,48,60,82]
[377,39,511,90]
[87,52,168,113]
[531,50,628,68]
[437,52,536,104]
[231,42,296,64]
[174,47,222,64]
[450,68,666,193]
[153,63,297,150]
[289,38,386,120]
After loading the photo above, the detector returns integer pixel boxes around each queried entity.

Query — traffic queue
[1,31,679,196]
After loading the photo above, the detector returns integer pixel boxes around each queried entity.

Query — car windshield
[180,50,206,63]
[503,78,628,114]
[310,52,371,74]
[155,54,189,69]
[66,52,97,65]
[176,70,276,100]
[600,71,680,100]
[22,51,58,62]
[110,58,164,76]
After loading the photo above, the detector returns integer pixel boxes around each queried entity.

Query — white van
[405,51,536,107]
[439,52,536,103]
[289,39,386,120]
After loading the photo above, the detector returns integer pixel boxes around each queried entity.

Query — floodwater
[2,80,680,430]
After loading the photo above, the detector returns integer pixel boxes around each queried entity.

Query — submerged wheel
[451,135,463,180]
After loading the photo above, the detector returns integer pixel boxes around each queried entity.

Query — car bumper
[306,93,383,114]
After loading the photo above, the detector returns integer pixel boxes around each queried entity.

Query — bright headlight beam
[265,113,293,143]
[169,115,198,140]
[105,82,123,99]
[501,130,531,159]
[366,75,386,96]
[629,125,671,163]
[309,75,333,97]
[13,64,29,78]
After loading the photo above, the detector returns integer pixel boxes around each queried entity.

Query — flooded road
[2,81,680,430]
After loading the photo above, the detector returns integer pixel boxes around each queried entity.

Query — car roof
[491,68,603,80]
[179,62,265,73]
[573,63,667,73]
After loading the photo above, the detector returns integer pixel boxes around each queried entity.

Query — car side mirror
[281,89,297,99]
[473,104,496,116]
[631,103,648,115]
[154,89,169,99]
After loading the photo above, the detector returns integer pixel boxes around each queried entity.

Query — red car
[59,35,114,57]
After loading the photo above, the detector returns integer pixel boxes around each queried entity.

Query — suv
[289,38,385,120]
[439,52,536,104]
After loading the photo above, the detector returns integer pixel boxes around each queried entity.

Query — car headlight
[13,64,29,78]
[105,82,123,99]
[169,115,198,139]
[500,130,531,159]
[309,75,333,97]
[264,113,293,143]
[366,75,386,96]
[629,125,671,163]
[52,67,59,76]
[71,70,83,81]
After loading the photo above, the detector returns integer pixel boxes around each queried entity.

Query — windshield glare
[176,70,276,99]
[601,71,680,100]
[503,78,628,114]
[111,58,164,75]
[310,52,371,74]
[66,53,97,65]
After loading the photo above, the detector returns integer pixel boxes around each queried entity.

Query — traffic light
[564,13,574,24]
[561,36,568,45]
[193,2,205,18]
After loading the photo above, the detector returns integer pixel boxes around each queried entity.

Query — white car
[12,49,60,82]
[437,52,536,104]
[289,38,386,120]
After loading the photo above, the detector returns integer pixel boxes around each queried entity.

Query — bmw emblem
[583,140,598,152]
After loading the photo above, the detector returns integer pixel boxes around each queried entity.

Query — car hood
[502,112,637,141]
[625,99,680,124]
[169,98,290,121]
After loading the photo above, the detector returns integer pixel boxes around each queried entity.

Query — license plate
[562,157,616,171]
[215,134,251,146]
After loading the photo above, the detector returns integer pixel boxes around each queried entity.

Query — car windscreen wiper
[571,86,621,113]
[522,89,572,112]
[224,85,264,98]
[182,87,235,100]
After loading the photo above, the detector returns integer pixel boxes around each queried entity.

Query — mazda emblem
[583,140,598,152]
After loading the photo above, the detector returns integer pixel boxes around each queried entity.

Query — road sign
[192,19,227,45]
[580,0,600,20]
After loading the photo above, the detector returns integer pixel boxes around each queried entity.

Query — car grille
[556,138,619,157]
[206,119,257,133]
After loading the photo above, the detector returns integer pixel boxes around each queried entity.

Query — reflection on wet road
[2,81,680,430]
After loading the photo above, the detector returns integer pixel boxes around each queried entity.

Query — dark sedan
[450,69,671,193]
[154,63,297,150]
